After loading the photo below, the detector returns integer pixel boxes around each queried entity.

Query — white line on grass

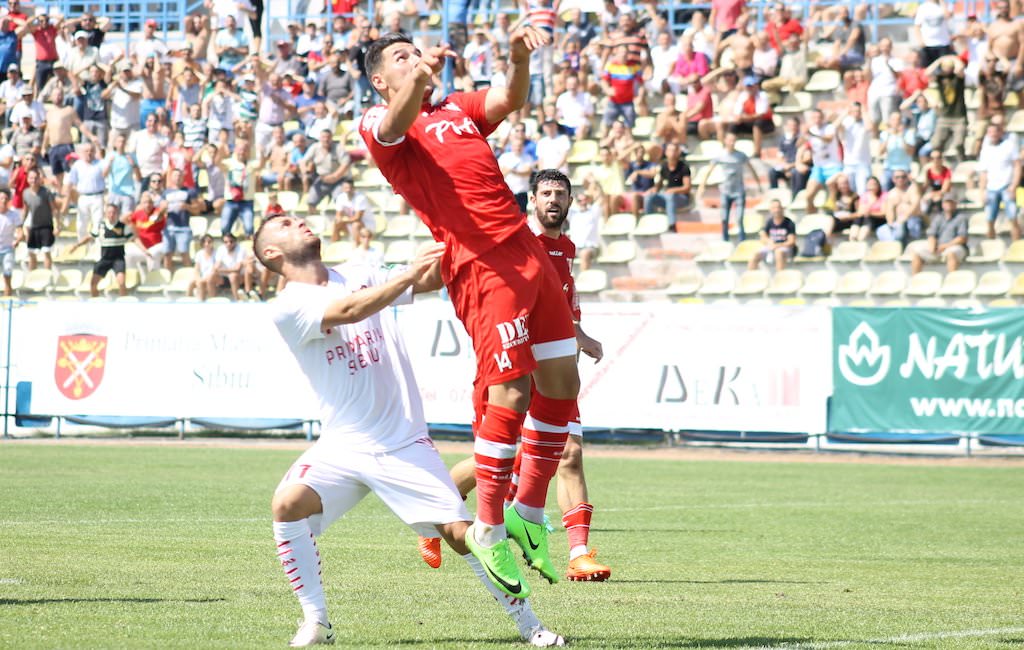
[751,626,1024,649]
[0,578,23,584]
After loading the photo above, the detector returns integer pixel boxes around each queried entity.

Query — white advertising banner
[13,302,317,419]
[13,301,831,433]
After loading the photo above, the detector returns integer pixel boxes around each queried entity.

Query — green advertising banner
[832,308,1024,434]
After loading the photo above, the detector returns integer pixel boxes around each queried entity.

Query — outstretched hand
[509,26,551,63]
[416,45,456,78]
[578,331,603,363]
[409,241,445,278]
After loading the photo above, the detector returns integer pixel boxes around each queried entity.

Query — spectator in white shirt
[978,122,1022,240]
[64,141,106,240]
[498,136,537,213]
[101,61,143,148]
[463,28,495,90]
[865,38,902,132]
[835,102,873,193]
[9,87,44,128]
[127,113,169,192]
[535,119,571,174]
[555,74,594,139]
[568,189,602,271]
[913,0,953,66]
[331,177,376,242]
[212,231,255,301]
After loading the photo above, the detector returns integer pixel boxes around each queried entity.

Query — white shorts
[275,437,471,538]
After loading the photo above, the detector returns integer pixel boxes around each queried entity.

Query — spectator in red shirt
[601,44,642,131]
[127,191,166,272]
[9,152,35,211]
[921,151,952,215]
[897,51,929,98]
[711,0,746,37]
[686,76,715,138]
[765,3,803,53]
[26,12,62,91]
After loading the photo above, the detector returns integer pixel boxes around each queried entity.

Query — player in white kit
[252,214,565,648]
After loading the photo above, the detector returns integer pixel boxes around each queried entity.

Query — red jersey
[130,209,166,249]
[359,90,524,279]
[33,25,59,62]
[538,232,580,321]
[10,166,28,209]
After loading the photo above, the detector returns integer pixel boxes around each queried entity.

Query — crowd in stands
[0,0,1019,302]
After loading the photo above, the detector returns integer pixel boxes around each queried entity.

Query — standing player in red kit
[359,32,580,599]
[421,170,612,582]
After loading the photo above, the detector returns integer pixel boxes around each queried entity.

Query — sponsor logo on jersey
[54,334,107,400]
[424,116,481,143]
[495,315,529,349]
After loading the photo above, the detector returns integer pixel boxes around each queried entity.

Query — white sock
[513,500,546,525]
[273,519,328,625]
[462,553,540,638]
[569,544,589,561]
[473,517,507,547]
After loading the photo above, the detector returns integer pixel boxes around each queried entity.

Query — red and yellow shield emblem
[54,335,107,400]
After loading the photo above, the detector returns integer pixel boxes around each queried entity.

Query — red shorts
[449,226,577,400]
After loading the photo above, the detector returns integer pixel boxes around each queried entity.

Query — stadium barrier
[2,300,1022,453]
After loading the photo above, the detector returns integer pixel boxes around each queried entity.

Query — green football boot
[504,505,560,584]
[465,524,532,599]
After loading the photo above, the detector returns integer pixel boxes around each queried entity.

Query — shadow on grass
[613,579,826,585]
[0,597,226,605]
[568,635,815,648]
[598,528,740,534]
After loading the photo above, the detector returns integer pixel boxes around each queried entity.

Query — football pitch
[1,442,1022,649]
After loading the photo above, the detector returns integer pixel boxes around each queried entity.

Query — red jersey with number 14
[359,90,525,279]
[538,232,581,321]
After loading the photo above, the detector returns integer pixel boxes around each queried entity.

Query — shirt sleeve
[358,104,404,166]
[271,285,330,346]
[449,89,500,138]
[359,262,414,306]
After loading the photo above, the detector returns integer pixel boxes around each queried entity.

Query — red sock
[562,502,593,550]
[515,394,573,511]
[505,449,523,506]
[474,403,524,526]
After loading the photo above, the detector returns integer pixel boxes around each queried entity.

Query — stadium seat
[383,240,415,265]
[634,213,670,237]
[1002,240,1024,264]
[355,167,387,189]
[413,219,432,238]
[804,70,841,93]
[863,240,903,264]
[765,269,803,297]
[567,139,598,164]
[726,239,763,265]
[777,296,807,306]
[633,115,655,138]
[798,269,838,295]
[867,270,907,297]
[54,242,92,264]
[937,270,977,297]
[575,268,608,294]
[951,297,983,310]
[596,240,638,264]
[599,213,636,237]
[322,240,354,264]
[164,268,196,296]
[966,212,989,237]
[136,269,172,294]
[1007,109,1024,133]
[189,216,209,238]
[903,271,943,297]
[302,215,327,236]
[833,270,873,296]
[731,269,770,296]
[277,191,300,213]
[381,215,418,238]
[989,297,1019,307]
[973,270,1013,297]
[98,268,139,295]
[762,187,792,205]
[686,139,723,163]
[915,296,947,307]
[665,271,702,297]
[1009,273,1024,297]
[692,163,724,187]
[694,240,733,266]
[21,269,53,294]
[828,240,868,264]
[51,268,82,294]
[773,91,813,115]
[967,238,1006,264]
[697,269,736,296]
[734,139,756,157]
[796,213,833,236]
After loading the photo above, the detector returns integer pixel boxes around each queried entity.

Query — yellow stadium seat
[697,269,736,296]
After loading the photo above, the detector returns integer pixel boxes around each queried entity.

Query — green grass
[1,445,1023,649]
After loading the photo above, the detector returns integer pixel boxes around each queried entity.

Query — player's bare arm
[484,26,550,124]
[574,322,603,362]
[321,242,445,328]
[377,44,454,143]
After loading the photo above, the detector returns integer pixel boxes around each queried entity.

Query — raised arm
[377,44,454,144]
[322,242,444,327]
[484,26,550,124]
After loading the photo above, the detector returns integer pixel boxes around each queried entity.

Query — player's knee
[559,438,584,475]
[271,486,319,522]
[488,375,532,412]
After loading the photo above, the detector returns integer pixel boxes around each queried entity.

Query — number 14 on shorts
[494,351,513,372]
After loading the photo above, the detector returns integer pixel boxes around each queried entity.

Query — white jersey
[270,263,424,452]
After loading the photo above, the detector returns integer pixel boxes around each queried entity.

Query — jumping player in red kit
[359,31,581,599]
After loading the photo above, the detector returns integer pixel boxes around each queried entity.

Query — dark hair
[0,188,10,199]
[365,32,414,77]
[531,169,571,196]
[252,216,281,272]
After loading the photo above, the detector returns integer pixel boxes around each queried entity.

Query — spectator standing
[64,30,100,81]
[133,19,170,63]
[72,65,108,146]
[64,141,106,240]
[102,133,140,215]
[803,108,843,214]
[0,188,20,296]
[731,76,773,157]
[464,28,495,90]
[926,55,966,162]
[767,116,808,194]
[126,191,167,272]
[9,86,43,129]
[44,86,101,187]
[220,140,259,237]
[914,0,953,66]
[202,78,236,143]
[255,72,296,156]
[865,38,901,131]
[21,167,58,270]
[978,122,1022,240]
[68,202,134,298]
[974,54,1008,157]
[162,168,201,270]
[879,111,915,189]
[8,113,39,158]
[536,119,571,174]
[644,141,690,225]
[127,113,168,193]
[710,0,746,38]
[835,102,873,193]
[908,195,968,273]
[102,62,143,148]
[699,132,763,241]
[749,199,796,271]
[600,44,641,131]
[498,136,536,213]
[26,12,61,92]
